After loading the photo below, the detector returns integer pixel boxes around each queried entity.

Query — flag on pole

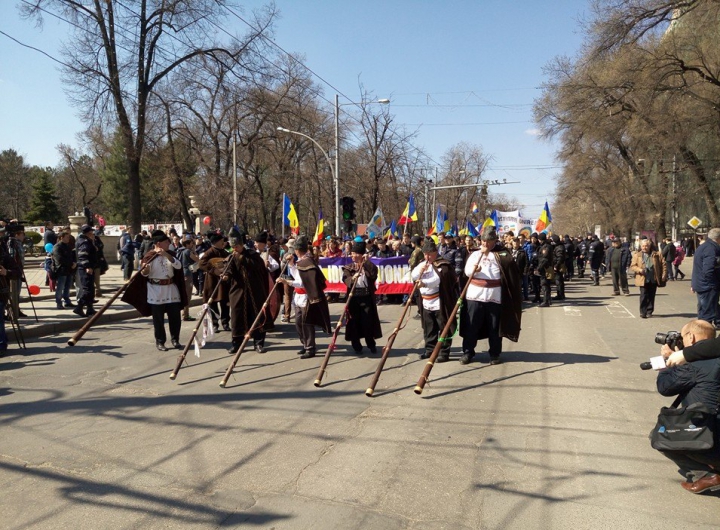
[470,202,479,215]
[480,209,498,233]
[467,220,478,237]
[534,201,552,234]
[283,193,300,235]
[312,209,324,246]
[384,219,397,239]
[367,207,387,237]
[451,220,459,237]
[398,193,418,225]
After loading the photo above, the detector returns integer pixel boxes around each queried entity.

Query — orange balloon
[28,285,41,295]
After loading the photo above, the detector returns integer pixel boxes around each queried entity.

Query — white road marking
[606,300,635,318]
[563,306,582,317]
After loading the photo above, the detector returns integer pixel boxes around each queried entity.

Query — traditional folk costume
[198,234,230,332]
[226,229,275,354]
[342,241,382,354]
[411,238,457,362]
[459,230,522,365]
[254,231,281,330]
[122,230,187,351]
[285,236,331,359]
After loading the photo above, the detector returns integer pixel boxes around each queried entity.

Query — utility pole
[671,155,677,241]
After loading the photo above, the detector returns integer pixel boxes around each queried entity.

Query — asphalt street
[1,270,718,529]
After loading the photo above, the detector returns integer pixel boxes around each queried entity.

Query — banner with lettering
[319,256,413,294]
[493,211,537,237]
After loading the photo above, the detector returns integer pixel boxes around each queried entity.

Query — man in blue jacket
[691,228,720,328]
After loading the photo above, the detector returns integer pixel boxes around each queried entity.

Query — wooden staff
[313,256,366,387]
[365,259,431,397]
[218,259,289,388]
[413,257,482,395]
[169,253,235,380]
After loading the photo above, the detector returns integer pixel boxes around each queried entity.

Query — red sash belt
[421,292,439,300]
[470,278,501,288]
[294,288,307,295]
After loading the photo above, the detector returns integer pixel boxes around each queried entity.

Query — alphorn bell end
[365,388,374,397]
[413,385,423,395]
[67,339,76,347]
[313,379,322,387]
[169,373,177,380]
[219,380,227,388]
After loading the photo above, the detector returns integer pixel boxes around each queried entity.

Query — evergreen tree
[26,167,63,224]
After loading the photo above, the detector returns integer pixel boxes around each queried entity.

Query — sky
[0,0,590,218]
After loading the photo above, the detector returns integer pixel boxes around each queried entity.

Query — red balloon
[203,216,211,225]
[28,285,40,296]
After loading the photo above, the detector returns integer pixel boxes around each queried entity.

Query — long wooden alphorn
[169,253,235,380]
[66,271,138,346]
[313,258,366,387]
[365,259,431,397]
[218,259,289,388]
[413,257,482,395]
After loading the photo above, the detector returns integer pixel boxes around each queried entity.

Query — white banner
[494,211,537,237]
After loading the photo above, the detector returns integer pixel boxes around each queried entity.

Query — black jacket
[75,234,99,270]
[605,246,631,271]
[52,241,76,276]
[657,353,720,418]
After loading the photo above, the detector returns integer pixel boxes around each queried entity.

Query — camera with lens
[654,331,684,351]
[640,331,683,370]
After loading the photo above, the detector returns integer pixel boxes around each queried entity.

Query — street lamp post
[277,126,337,233]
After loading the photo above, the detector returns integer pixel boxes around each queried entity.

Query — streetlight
[335,95,390,235]
[276,126,337,233]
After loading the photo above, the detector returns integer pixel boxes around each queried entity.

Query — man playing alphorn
[459,229,522,365]
[411,238,457,363]
[342,239,382,354]
[277,235,331,359]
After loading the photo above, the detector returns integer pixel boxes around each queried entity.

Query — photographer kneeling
[655,319,720,494]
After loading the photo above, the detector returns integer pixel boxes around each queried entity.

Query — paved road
[1,272,718,529]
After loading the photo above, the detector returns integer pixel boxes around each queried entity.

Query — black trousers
[531,274,541,300]
[230,310,266,348]
[421,308,452,357]
[577,258,585,277]
[151,302,181,343]
[639,283,657,317]
[555,273,565,298]
[659,445,720,482]
[77,269,95,307]
[295,309,316,352]
[541,276,552,303]
[461,300,502,358]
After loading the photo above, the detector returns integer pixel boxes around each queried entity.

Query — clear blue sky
[0,0,589,217]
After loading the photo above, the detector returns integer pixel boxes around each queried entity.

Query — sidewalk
[9,257,204,342]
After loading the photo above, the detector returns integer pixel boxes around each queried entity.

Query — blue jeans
[696,288,720,326]
[55,274,72,306]
[0,299,6,351]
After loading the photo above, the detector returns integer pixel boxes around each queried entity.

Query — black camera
[654,331,684,351]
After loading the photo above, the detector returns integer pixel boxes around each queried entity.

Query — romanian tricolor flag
[480,209,498,234]
[398,193,418,225]
[534,201,552,234]
[312,209,324,247]
[283,193,299,235]
[470,202,479,215]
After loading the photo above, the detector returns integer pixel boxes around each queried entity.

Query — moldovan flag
[466,220,478,237]
[470,202,479,215]
[534,202,552,234]
[384,219,397,239]
[312,209,324,247]
[480,209,498,233]
[398,193,418,225]
[283,193,300,235]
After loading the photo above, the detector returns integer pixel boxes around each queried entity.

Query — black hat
[411,235,422,246]
[481,229,498,241]
[538,232,547,241]
[81,224,94,234]
[551,235,561,244]
[151,229,169,243]
[295,235,310,252]
[422,237,438,253]
[228,227,246,247]
[255,231,269,244]
[352,241,366,254]
[209,233,224,244]
[530,232,539,239]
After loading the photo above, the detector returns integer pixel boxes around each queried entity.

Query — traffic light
[344,220,353,233]
[341,196,355,221]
